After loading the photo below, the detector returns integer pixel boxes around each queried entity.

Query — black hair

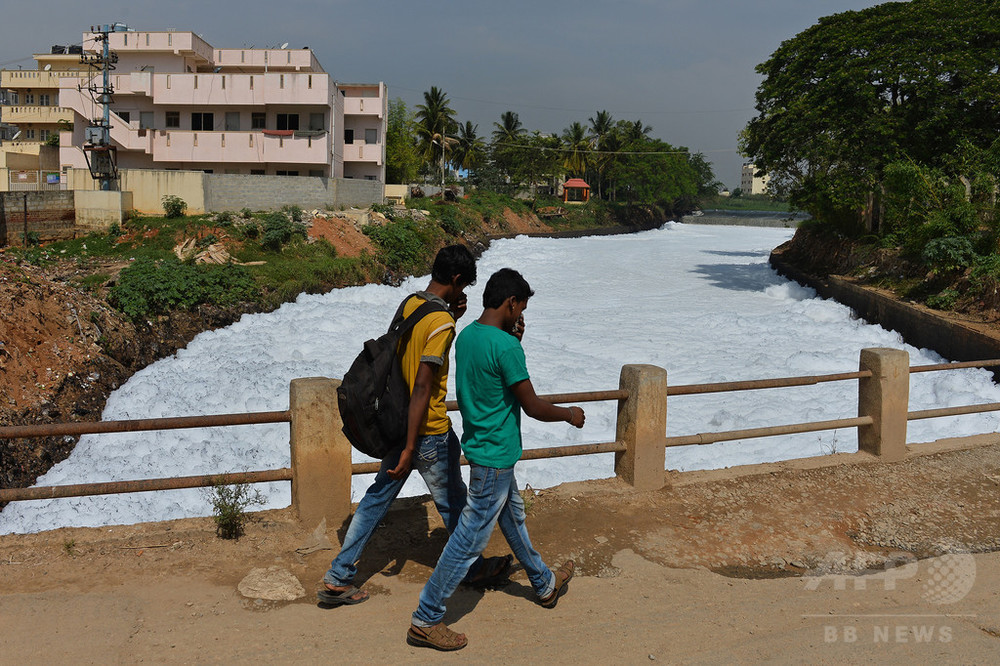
[482,268,534,309]
[431,244,477,286]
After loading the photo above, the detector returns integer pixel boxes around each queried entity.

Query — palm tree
[561,121,590,178]
[491,110,526,145]
[414,87,457,186]
[452,121,485,174]
[588,110,615,199]
[623,119,653,144]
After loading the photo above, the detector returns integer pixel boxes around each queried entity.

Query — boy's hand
[566,406,585,428]
[388,448,414,480]
[511,314,525,341]
[452,293,468,320]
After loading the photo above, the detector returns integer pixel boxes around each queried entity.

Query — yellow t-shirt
[398,293,455,436]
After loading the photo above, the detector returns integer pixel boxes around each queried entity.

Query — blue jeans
[412,464,555,627]
[324,430,472,587]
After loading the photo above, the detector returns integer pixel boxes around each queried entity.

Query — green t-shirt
[455,320,530,469]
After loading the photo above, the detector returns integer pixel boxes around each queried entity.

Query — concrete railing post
[857,348,909,462]
[614,364,668,490]
[289,377,352,528]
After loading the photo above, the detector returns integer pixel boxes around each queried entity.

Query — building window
[167,33,172,46]
[276,170,299,176]
[309,169,323,177]
[165,111,180,128]
[24,93,35,105]
[251,112,265,129]
[25,129,36,139]
[365,128,378,144]
[276,113,299,131]
[308,75,312,89]
[249,75,254,90]
[309,113,324,131]
[39,94,51,106]
[191,112,214,131]
[221,76,226,90]
[146,33,150,46]
[194,75,198,89]
[344,128,354,144]
[39,129,50,141]
[250,169,264,175]
[365,175,377,181]
[279,74,284,89]
[225,112,240,131]
[119,111,131,124]
[140,111,154,129]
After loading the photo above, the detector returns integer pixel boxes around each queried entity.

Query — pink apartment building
[1,29,386,182]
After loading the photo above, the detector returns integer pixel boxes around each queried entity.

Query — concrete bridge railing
[2,348,998,531]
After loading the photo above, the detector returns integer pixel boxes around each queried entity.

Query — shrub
[362,219,426,272]
[161,194,188,218]
[108,257,258,320]
[281,204,305,223]
[260,212,307,252]
[921,236,977,271]
[215,211,236,225]
[926,289,959,310]
[240,207,253,219]
[23,231,41,247]
[205,482,265,540]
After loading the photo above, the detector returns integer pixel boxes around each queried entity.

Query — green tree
[561,121,590,178]
[386,98,420,184]
[490,111,529,188]
[414,87,458,186]
[588,110,615,198]
[740,0,1000,234]
[452,121,486,176]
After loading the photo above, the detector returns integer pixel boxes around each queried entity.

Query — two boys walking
[321,245,585,651]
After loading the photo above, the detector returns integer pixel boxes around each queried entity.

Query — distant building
[0,28,386,181]
[740,163,769,196]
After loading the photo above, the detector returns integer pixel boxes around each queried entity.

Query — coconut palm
[561,121,590,178]
[452,121,485,174]
[491,110,526,145]
[588,110,615,199]
[414,87,457,180]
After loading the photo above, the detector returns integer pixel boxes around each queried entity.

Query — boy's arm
[510,378,585,428]
[388,361,436,480]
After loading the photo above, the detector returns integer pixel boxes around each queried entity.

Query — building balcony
[1,106,75,124]
[149,130,331,165]
[342,141,383,165]
[108,72,330,106]
[343,96,384,118]
[1,69,90,89]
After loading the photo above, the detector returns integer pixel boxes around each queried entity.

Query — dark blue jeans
[324,430,468,587]
[412,464,555,627]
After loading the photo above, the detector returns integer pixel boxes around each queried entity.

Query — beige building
[740,163,769,196]
[0,28,386,185]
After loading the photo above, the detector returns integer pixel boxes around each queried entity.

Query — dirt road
[3,437,1000,663]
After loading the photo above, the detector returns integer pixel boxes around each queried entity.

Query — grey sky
[1,0,885,188]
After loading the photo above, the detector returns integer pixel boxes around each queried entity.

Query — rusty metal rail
[908,402,1000,421]
[444,389,628,412]
[667,370,872,397]
[0,468,292,503]
[664,416,874,448]
[911,359,1000,373]
[0,410,291,440]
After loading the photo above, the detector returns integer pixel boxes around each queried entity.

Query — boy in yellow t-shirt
[320,245,510,606]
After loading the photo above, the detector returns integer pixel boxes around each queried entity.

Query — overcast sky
[1,0,887,187]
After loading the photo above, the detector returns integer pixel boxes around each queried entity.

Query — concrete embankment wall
[770,250,1000,377]
[682,209,810,228]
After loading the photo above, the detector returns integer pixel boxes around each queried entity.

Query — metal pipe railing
[664,416,874,448]
[911,359,1000,373]
[667,371,872,397]
[0,410,292,440]
[0,468,292,503]
[444,389,628,412]
[908,402,1000,421]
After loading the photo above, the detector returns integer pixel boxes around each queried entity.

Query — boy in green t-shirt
[406,268,586,651]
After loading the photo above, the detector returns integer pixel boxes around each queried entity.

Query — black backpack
[337,296,448,459]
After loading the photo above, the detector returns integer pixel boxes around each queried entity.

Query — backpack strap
[389,297,449,338]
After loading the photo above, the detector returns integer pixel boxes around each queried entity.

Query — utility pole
[80,23,128,191]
